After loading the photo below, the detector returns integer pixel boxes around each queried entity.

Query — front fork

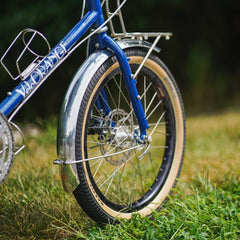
[93,33,149,140]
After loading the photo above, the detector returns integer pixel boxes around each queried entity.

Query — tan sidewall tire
[80,54,185,220]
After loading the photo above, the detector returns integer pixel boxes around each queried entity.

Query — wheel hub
[100,109,134,166]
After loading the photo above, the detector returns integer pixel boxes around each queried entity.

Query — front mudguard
[57,39,160,193]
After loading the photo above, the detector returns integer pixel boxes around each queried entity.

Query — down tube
[0,10,98,117]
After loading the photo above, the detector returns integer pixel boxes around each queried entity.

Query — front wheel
[73,48,185,223]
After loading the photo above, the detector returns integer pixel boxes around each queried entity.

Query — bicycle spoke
[117,75,122,110]
[145,91,158,115]
[149,145,168,149]
[131,151,146,195]
[149,111,166,138]
[98,92,112,114]
[113,75,132,110]
[146,99,163,121]
[98,151,135,193]
[105,82,118,110]
[92,158,104,179]
[140,79,153,112]
[147,129,166,136]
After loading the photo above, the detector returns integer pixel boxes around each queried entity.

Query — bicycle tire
[73,48,185,223]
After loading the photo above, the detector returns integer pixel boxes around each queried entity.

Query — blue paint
[0,0,149,138]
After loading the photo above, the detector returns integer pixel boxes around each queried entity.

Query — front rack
[105,0,172,40]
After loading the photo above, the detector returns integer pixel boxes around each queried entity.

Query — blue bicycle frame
[0,0,149,139]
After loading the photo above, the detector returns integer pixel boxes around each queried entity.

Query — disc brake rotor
[0,113,14,184]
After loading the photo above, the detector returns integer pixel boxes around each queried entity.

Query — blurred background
[0,0,239,120]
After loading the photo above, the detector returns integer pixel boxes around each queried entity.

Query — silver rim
[0,114,14,184]
[85,65,170,207]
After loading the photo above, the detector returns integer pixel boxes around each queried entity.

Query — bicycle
[0,0,185,223]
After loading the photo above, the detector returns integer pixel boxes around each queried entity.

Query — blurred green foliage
[0,0,239,119]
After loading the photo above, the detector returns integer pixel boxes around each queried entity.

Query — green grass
[0,112,239,239]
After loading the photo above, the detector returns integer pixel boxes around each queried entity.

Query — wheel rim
[83,57,177,212]
[0,114,14,184]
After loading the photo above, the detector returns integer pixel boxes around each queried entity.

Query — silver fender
[57,39,160,193]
